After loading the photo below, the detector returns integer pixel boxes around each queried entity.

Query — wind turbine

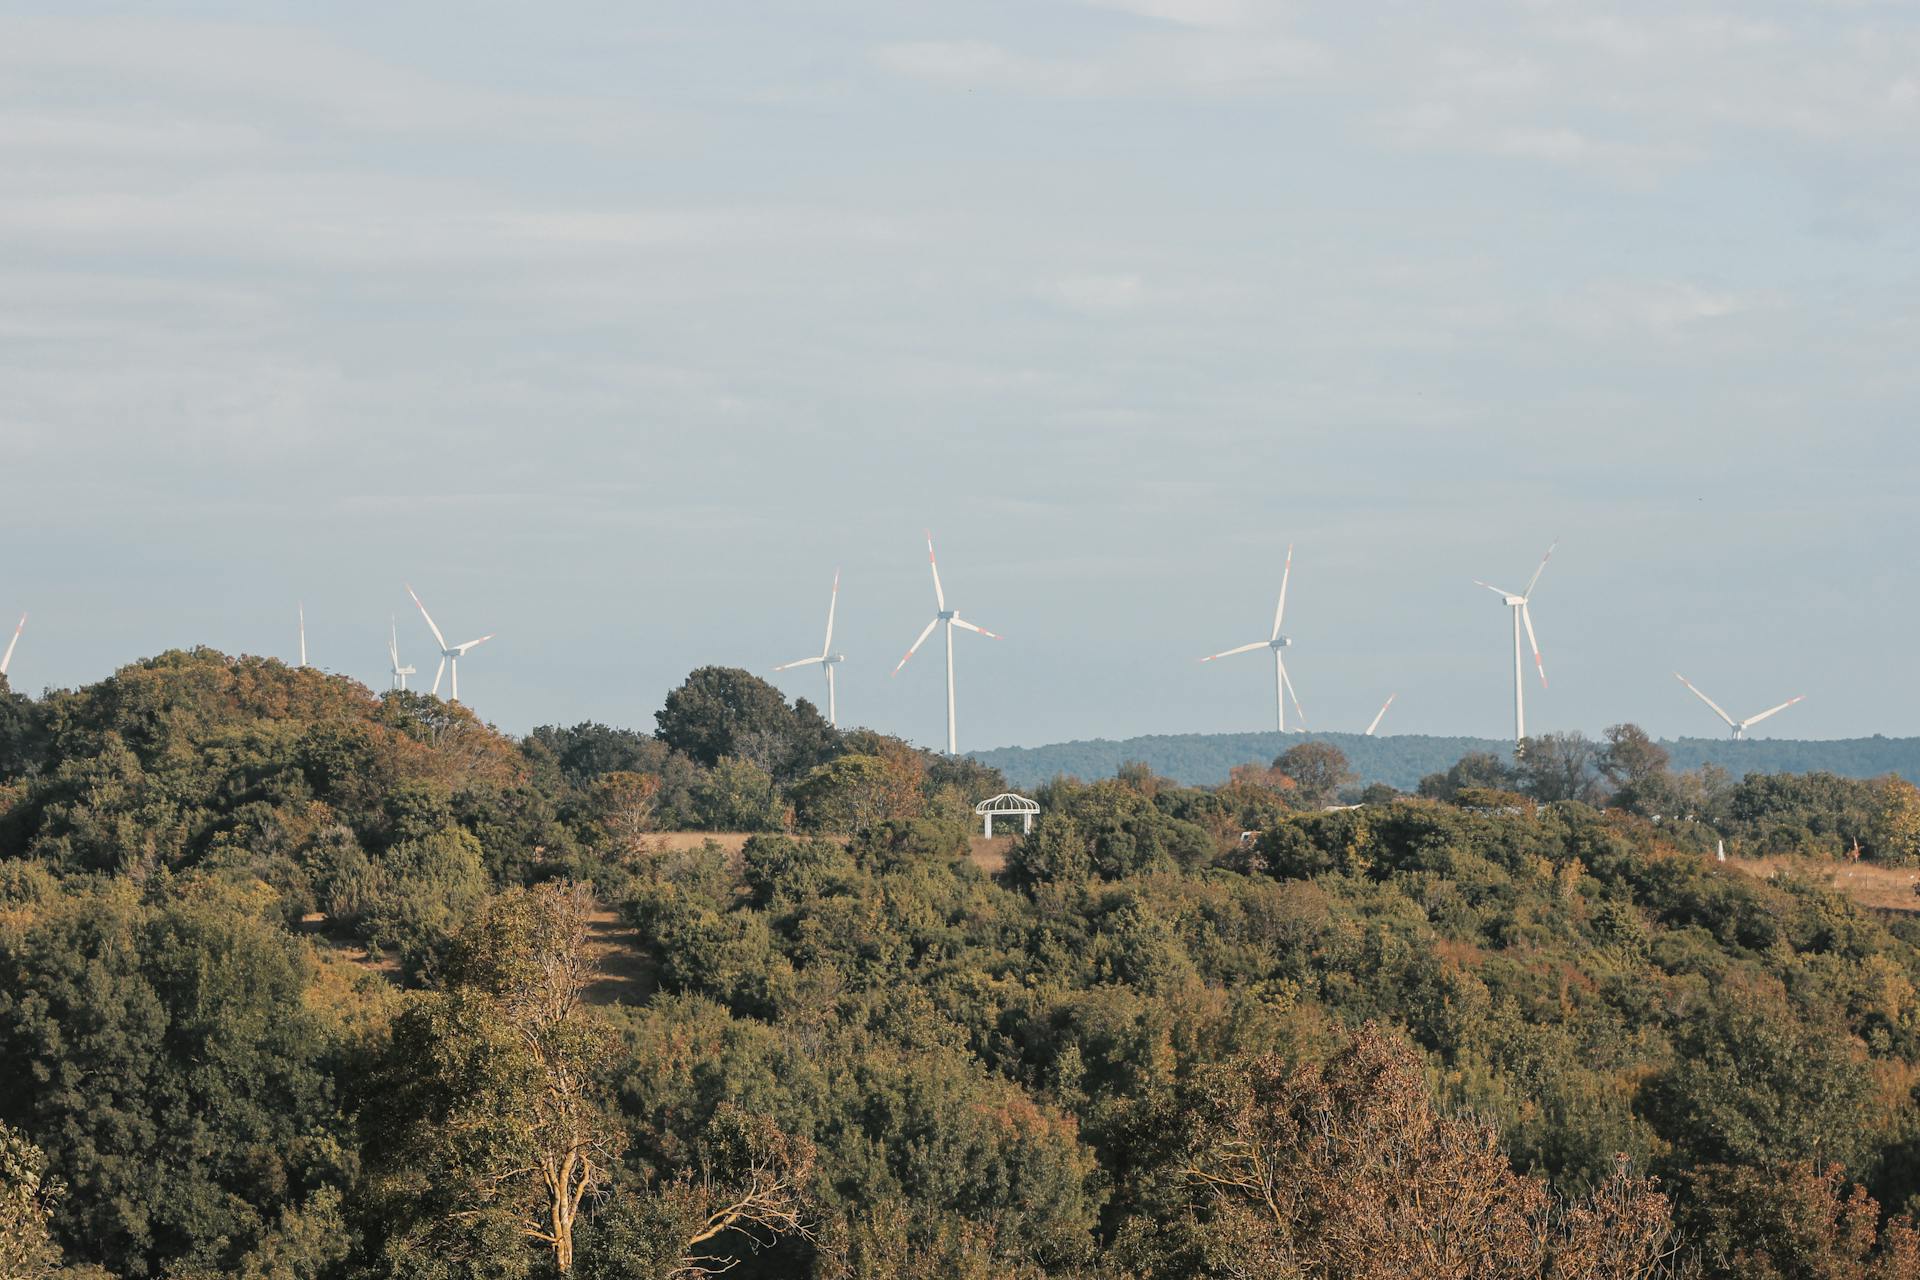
[0,614,23,679]
[1475,541,1554,745]
[1200,543,1306,733]
[1674,673,1804,740]
[1365,693,1396,737]
[893,532,1000,755]
[405,584,493,703]
[388,616,416,691]
[773,570,845,727]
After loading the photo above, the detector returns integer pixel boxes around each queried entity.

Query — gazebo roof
[974,792,1040,814]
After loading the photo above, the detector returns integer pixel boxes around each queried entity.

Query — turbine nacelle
[1270,635,1292,650]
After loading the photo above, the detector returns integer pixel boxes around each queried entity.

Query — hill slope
[969,731,1920,791]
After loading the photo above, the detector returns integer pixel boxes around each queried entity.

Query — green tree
[0,1122,65,1280]
[1273,741,1355,808]
[0,883,345,1279]
[655,667,837,779]
[1517,732,1606,805]
[691,757,786,832]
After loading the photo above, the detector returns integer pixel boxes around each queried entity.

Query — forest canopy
[1,649,1919,1278]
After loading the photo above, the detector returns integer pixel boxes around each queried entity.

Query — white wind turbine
[1674,673,1804,740]
[406,584,493,703]
[772,570,845,727]
[1365,693,1396,737]
[0,614,23,679]
[1474,541,1554,745]
[388,617,416,691]
[1200,543,1306,733]
[893,533,1000,755]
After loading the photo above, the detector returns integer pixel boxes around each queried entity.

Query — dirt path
[581,907,655,1006]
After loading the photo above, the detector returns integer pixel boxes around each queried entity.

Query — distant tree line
[971,728,1920,793]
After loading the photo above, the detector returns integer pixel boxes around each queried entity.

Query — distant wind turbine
[1475,541,1554,745]
[406,584,493,703]
[388,617,416,691]
[0,614,23,679]
[1200,543,1306,733]
[1365,693,1396,737]
[773,570,845,728]
[1674,673,1803,740]
[893,533,1000,755]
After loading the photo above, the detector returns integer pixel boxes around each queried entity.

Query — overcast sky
[1,1,1916,751]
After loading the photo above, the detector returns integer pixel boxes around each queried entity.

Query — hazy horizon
[3,3,1915,751]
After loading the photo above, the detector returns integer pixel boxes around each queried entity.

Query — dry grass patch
[1726,855,1920,915]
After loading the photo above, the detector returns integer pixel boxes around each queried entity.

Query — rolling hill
[968,731,1920,792]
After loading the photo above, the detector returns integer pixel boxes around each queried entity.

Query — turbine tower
[893,532,1000,755]
[405,584,493,703]
[773,570,845,727]
[0,614,23,679]
[388,616,416,691]
[1200,543,1306,733]
[297,603,307,668]
[1674,673,1804,740]
[1475,541,1554,745]
[1365,693,1396,737]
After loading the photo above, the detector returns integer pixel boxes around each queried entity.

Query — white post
[944,619,957,755]
[983,811,993,837]
[1023,812,1033,834]
[1511,605,1525,746]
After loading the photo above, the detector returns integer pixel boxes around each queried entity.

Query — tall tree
[1273,741,1355,809]
[1169,1024,1672,1279]
[361,882,620,1276]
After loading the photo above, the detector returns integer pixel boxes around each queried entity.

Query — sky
[1,1,1916,752]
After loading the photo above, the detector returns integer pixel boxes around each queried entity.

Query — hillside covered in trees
[4,649,1920,1277]
[972,729,1920,792]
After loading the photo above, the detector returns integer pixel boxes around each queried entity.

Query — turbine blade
[1523,540,1558,599]
[406,583,448,651]
[1742,695,1805,729]
[0,613,22,677]
[1365,693,1396,736]
[1200,641,1268,662]
[1521,602,1547,688]
[1279,658,1307,730]
[1473,580,1515,598]
[951,616,1000,639]
[1271,543,1294,640]
[925,531,946,612]
[893,617,940,675]
[453,634,493,656]
[431,656,447,697]
[823,568,839,654]
[773,655,826,671]
[1674,673,1738,729]
[388,616,400,669]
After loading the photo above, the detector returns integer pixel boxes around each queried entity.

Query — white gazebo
[975,792,1040,837]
